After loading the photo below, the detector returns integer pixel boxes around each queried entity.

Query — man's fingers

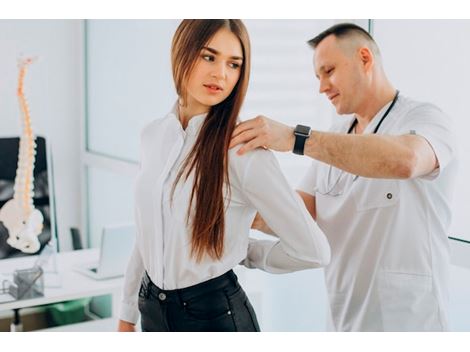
[232,123,248,138]
[232,117,263,137]
[229,135,244,149]
[229,129,260,149]
[237,138,265,155]
[231,116,271,152]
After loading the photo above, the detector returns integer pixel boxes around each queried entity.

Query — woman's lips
[203,84,223,93]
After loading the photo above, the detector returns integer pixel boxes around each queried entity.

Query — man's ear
[358,46,374,72]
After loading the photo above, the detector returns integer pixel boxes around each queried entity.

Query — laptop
[76,224,135,280]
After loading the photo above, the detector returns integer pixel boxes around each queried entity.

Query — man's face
[314,35,364,115]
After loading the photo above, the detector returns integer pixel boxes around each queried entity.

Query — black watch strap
[293,124,311,155]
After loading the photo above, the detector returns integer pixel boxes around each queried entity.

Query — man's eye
[327,68,334,75]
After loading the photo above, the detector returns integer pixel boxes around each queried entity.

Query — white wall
[0,20,83,251]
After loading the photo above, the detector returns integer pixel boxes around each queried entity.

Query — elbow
[301,238,331,268]
[302,249,330,268]
[323,246,331,266]
[301,226,331,268]
[313,231,331,267]
[316,245,331,267]
[395,149,419,179]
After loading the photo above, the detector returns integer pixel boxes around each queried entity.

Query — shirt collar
[168,101,207,136]
[361,96,400,134]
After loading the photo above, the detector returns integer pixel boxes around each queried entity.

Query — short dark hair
[307,23,376,49]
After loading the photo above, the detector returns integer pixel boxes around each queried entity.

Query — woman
[118,19,330,332]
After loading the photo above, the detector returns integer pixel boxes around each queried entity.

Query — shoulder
[140,113,176,143]
[394,95,453,129]
[398,96,447,119]
[228,146,279,184]
[228,145,277,165]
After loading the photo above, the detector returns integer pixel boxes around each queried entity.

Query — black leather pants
[138,270,260,332]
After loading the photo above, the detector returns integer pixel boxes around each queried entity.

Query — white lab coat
[299,95,458,331]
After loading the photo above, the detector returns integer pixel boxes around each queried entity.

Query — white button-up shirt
[299,95,458,331]
[120,105,331,324]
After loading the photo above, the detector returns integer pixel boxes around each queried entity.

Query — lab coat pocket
[377,271,442,331]
[352,179,400,212]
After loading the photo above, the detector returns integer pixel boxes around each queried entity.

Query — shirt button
[386,193,393,199]
[158,293,167,301]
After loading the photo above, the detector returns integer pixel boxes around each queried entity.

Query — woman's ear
[178,88,188,107]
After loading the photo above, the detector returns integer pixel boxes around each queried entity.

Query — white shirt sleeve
[119,242,144,324]
[397,102,457,180]
[231,149,331,274]
[119,137,146,325]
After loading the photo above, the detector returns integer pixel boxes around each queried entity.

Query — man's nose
[319,78,329,94]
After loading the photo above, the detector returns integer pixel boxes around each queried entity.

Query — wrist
[292,124,311,155]
[287,127,295,152]
[119,319,135,326]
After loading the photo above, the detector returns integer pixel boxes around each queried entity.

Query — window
[85,20,178,163]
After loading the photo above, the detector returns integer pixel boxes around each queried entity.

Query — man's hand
[230,115,295,155]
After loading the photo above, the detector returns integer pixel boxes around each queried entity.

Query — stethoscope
[347,90,400,134]
[318,90,400,197]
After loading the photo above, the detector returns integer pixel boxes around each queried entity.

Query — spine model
[0,58,44,253]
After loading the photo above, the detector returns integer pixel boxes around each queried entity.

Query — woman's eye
[202,54,214,62]
[327,68,334,75]
[229,62,240,69]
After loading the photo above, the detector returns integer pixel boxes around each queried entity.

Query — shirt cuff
[119,301,140,325]
[244,238,278,270]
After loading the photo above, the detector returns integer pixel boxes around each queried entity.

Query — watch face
[295,125,311,136]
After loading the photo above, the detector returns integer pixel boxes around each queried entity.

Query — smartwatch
[293,124,311,155]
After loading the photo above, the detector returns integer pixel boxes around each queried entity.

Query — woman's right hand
[118,319,136,332]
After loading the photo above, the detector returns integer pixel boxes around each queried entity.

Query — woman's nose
[211,62,226,80]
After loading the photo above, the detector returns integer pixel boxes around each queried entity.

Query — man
[232,23,457,331]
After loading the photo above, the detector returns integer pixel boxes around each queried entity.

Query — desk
[0,249,124,330]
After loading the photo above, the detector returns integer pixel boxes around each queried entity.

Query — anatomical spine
[0,58,44,253]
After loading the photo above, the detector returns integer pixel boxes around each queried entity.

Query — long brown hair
[171,20,251,262]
